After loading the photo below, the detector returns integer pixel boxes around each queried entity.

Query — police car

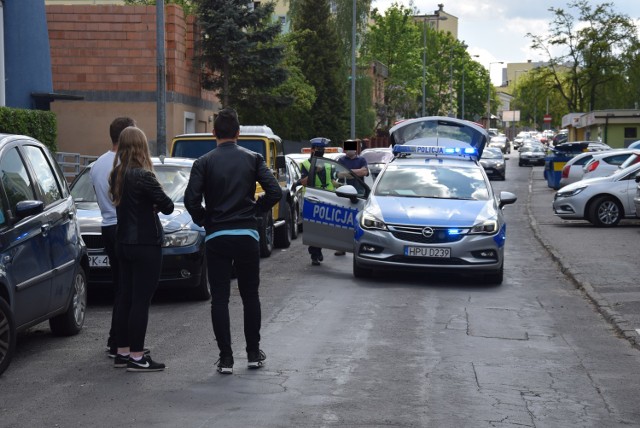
[301,117,517,284]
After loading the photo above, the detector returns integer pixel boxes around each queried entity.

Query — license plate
[404,246,450,258]
[89,255,110,267]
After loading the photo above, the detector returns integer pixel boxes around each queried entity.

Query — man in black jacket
[184,108,282,374]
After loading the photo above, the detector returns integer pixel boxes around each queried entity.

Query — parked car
[488,134,510,154]
[360,147,394,180]
[301,117,517,284]
[559,151,597,188]
[616,150,640,171]
[0,134,89,376]
[581,149,639,180]
[554,141,611,153]
[628,140,640,149]
[283,155,305,237]
[70,157,211,300]
[634,174,640,217]
[552,162,640,226]
[480,147,506,180]
[519,145,547,166]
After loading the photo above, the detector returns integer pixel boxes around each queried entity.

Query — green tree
[527,0,639,112]
[360,3,421,128]
[193,0,287,109]
[291,0,348,143]
[238,33,317,141]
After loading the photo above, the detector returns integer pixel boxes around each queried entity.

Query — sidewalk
[527,168,640,349]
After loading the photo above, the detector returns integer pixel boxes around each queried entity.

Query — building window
[624,127,637,139]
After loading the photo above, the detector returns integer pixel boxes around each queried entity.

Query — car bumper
[86,244,205,289]
[482,166,506,179]
[354,227,505,274]
[552,195,587,219]
[520,157,545,165]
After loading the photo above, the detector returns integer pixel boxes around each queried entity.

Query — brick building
[46,4,218,156]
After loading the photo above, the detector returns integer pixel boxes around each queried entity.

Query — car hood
[559,175,616,192]
[74,202,200,233]
[367,195,497,227]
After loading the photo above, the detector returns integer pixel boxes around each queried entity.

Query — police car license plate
[404,246,450,258]
[89,255,110,267]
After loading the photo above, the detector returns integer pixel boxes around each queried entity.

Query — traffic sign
[543,114,552,123]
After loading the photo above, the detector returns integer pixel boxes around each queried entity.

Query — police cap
[310,137,331,148]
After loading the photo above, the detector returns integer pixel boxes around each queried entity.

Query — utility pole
[156,0,166,156]
[350,0,356,139]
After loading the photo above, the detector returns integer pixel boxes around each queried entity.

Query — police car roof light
[392,144,477,160]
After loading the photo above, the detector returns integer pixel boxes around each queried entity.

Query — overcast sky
[370,0,640,83]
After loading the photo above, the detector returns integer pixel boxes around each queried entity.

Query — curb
[525,169,639,350]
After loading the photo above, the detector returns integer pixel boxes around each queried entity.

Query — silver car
[519,145,547,166]
[480,147,506,180]
[558,151,597,188]
[553,162,640,226]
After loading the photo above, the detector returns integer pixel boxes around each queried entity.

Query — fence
[55,152,98,183]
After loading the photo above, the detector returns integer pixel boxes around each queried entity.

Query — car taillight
[561,164,570,178]
[586,160,599,172]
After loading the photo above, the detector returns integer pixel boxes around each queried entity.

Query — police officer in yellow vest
[295,137,336,265]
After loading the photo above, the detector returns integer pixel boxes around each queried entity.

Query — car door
[0,145,53,327]
[302,157,369,253]
[20,143,80,313]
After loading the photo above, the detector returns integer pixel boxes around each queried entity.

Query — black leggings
[115,243,162,352]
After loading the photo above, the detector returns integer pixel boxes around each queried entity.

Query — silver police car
[302,117,517,284]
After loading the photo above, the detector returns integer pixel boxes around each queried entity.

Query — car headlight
[360,212,388,231]
[163,230,201,247]
[469,220,498,234]
[556,186,586,198]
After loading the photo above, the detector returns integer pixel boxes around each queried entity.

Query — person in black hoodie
[109,126,174,372]
[184,108,282,374]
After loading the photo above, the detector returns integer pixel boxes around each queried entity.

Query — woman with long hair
[109,126,174,372]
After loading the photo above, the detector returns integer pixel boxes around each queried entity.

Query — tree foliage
[193,0,287,110]
[527,0,639,113]
[290,0,348,143]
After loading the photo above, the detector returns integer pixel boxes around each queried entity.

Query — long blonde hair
[109,126,154,206]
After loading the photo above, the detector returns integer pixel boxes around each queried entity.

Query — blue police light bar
[392,144,477,159]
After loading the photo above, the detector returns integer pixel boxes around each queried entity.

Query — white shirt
[89,150,117,227]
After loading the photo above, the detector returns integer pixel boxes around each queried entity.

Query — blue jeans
[206,235,261,357]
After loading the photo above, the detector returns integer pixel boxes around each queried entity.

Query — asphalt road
[1,154,639,427]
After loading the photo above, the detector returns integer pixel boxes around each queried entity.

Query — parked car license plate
[89,255,110,267]
[404,246,450,258]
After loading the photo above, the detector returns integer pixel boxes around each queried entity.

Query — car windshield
[361,150,394,164]
[483,149,502,159]
[71,164,191,203]
[374,164,489,200]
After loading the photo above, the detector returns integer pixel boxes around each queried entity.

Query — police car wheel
[290,204,299,240]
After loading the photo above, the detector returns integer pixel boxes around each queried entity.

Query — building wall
[46,4,218,156]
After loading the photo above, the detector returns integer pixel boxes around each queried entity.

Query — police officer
[294,137,335,265]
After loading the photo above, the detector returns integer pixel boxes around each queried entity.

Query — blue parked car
[0,134,89,376]
[69,157,210,301]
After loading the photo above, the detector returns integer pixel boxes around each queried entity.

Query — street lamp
[486,61,503,129]
[421,14,447,117]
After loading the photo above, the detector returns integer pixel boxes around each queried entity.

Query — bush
[0,107,57,152]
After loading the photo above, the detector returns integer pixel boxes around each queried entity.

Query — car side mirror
[498,191,517,209]
[275,155,286,169]
[336,185,359,203]
[15,200,45,219]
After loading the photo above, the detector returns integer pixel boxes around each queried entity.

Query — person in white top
[90,117,135,358]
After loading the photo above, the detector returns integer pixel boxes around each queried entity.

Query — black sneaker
[247,350,266,369]
[114,354,129,368]
[216,355,234,374]
[108,347,150,359]
[318,253,324,262]
[311,257,320,266]
[334,251,346,256]
[126,355,165,372]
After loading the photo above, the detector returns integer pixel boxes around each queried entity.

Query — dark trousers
[115,243,162,352]
[206,235,261,357]
[102,225,120,349]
